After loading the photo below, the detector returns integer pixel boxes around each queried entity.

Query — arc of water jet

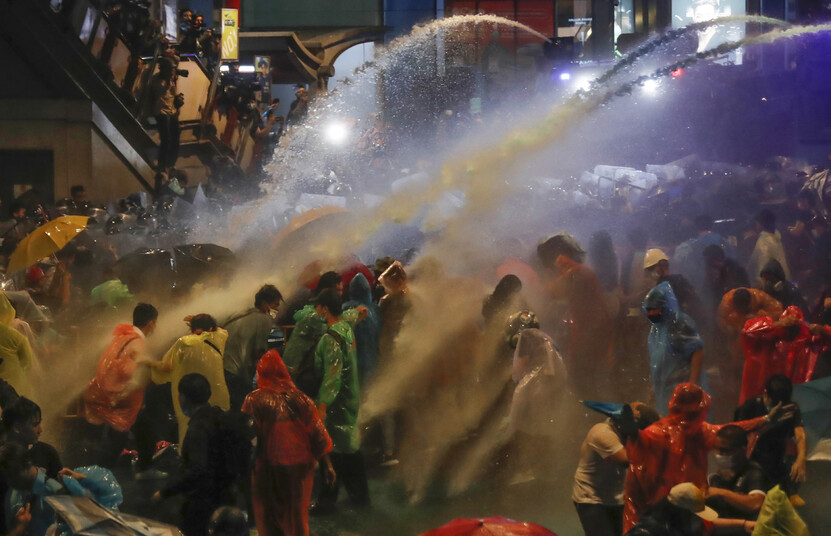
[387,14,553,49]
[589,15,790,91]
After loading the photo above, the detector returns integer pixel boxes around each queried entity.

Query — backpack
[293,328,347,398]
[212,409,256,483]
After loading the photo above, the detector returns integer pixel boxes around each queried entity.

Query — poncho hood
[257,350,294,391]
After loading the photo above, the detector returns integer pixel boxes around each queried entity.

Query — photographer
[151,58,184,170]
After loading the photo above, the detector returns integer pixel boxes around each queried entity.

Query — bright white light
[219,65,229,72]
[324,121,350,145]
[575,77,592,92]
[643,79,660,94]
[559,72,571,81]
[238,65,256,73]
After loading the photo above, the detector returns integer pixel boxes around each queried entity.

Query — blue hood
[642,281,681,322]
[347,273,372,306]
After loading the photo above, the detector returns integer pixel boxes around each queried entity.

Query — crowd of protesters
[0,152,830,536]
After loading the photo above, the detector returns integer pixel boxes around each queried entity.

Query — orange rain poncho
[740,306,815,404]
[623,383,767,531]
[83,324,147,431]
[242,350,331,536]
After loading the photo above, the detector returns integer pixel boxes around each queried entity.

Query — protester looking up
[83,303,158,467]
[152,374,240,536]
[734,375,807,493]
[221,284,281,409]
[242,351,334,536]
[622,383,792,531]
[643,282,707,414]
[0,294,35,400]
[705,425,773,520]
[740,307,813,403]
[573,402,659,536]
[747,209,790,285]
[538,234,611,398]
[151,314,231,443]
[759,259,808,311]
[1,398,61,479]
[309,289,369,514]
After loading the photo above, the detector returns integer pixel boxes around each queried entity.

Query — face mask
[647,313,663,324]
[268,309,278,320]
[646,270,660,282]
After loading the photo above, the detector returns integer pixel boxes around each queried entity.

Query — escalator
[0,0,224,192]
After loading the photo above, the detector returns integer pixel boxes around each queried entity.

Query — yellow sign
[221,9,239,61]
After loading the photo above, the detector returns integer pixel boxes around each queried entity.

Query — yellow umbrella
[7,215,89,273]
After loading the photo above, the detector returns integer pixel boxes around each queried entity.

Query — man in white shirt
[573,403,659,536]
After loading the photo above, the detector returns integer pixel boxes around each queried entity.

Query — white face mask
[268,308,278,320]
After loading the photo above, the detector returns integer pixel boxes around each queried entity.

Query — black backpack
[293,329,347,398]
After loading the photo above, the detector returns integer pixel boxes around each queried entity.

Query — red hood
[256,350,294,391]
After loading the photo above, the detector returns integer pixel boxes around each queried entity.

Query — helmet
[505,310,540,349]
[643,248,669,269]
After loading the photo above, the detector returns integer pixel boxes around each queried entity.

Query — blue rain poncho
[342,273,381,385]
[643,282,707,414]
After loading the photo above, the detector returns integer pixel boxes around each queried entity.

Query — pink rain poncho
[623,383,767,531]
[242,350,332,536]
[84,324,147,431]
[740,306,815,404]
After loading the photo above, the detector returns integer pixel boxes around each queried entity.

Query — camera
[177,68,189,78]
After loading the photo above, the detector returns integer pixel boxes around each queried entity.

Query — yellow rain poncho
[152,328,230,443]
[0,294,35,400]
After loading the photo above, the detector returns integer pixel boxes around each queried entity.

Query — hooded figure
[342,273,381,385]
[642,283,707,414]
[84,324,148,431]
[242,351,332,536]
[509,328,568,437]
[759,259,808,312]
[623,384,769,531]
[0,294,35,400]
[740,306,814,403]
[152,328,231,443]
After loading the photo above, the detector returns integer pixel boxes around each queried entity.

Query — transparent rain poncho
[643,282,706,414]
[509,328,568,437]
[153,328,231,443]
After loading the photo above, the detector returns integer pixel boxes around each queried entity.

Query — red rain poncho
[546,255,611,397]
[623,383,766,531]
[242,350,332,536]
[740,306,814,404]
[83,324,146,431]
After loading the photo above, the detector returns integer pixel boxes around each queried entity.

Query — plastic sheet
[62,466,124,510]
[509,329,567,437]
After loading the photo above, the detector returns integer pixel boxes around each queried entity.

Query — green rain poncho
[0,293,35,400]
[288,306,360,453]
[90,279,135,308]
[152,328,231,443]
[315,318,360,454]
